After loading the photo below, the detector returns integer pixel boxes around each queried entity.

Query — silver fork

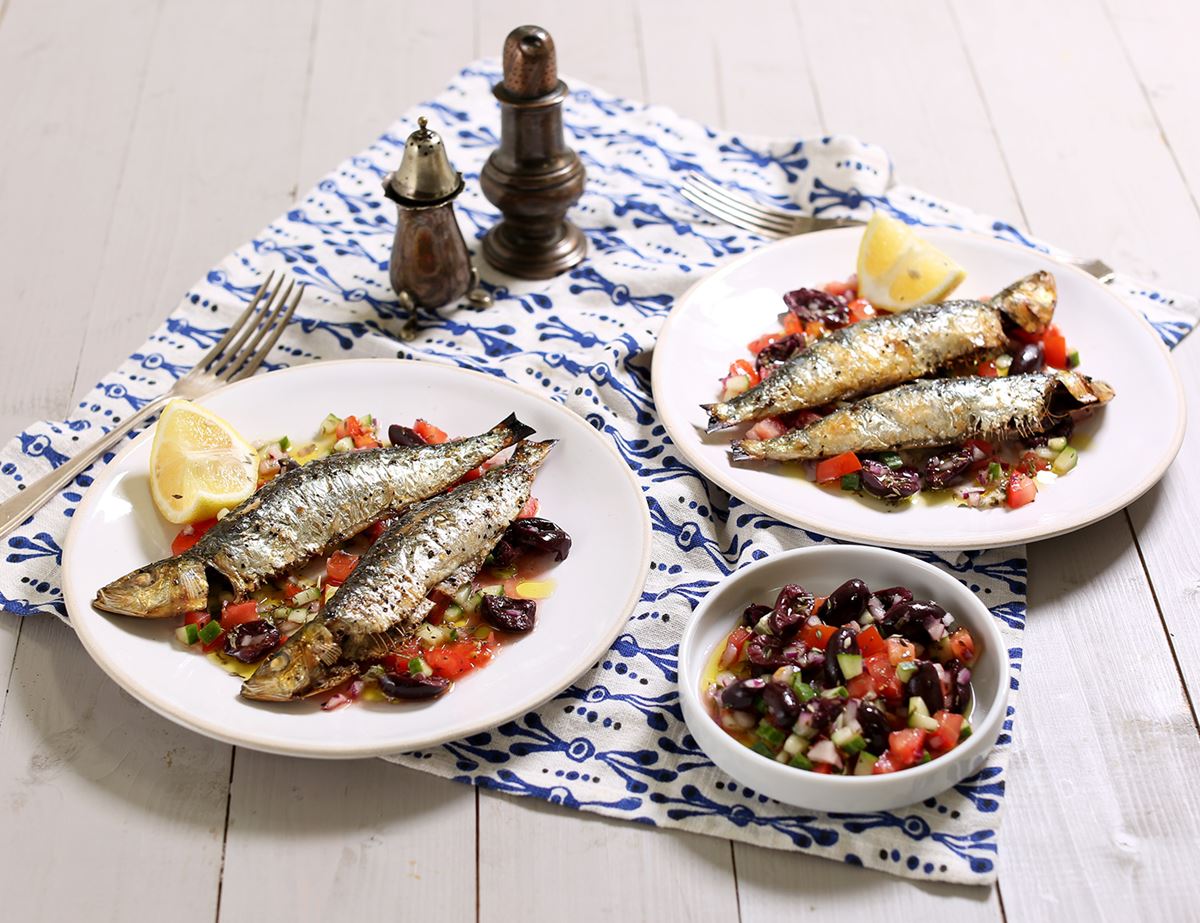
[681,173,1115,281]
[0,273,305,541]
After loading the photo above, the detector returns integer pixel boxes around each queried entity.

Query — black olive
[922,447,975,490]
[859,459,922,501]
[857,701,891,755]
[481,594,536,633]
[880,599,946,642]
[907,661,945,714]
[782,287,850,327]
[768,584,814,638]
[761,682,801,727]
[745,634,785,671]
[798,697,844,736]
[873,586,913,612]
[379,672,451,700]
[741,603,772,629]
[223,619,281,663]
[719,677,767,711]
[388,424,425,447]
[1009,341,1045,376]
[822,625,859,687]
[824,578,870,626]
[497,518,573,570]
[754,333,807,373]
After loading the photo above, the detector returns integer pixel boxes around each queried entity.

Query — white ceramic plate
[652,228,1186,550]
[63,359,652,758]
[678,546,1008,811]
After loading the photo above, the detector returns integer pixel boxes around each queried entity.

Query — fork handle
[0,396,167,542]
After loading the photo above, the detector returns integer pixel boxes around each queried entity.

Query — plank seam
[0,618,24,732]
[632,3,650,103]
[789,0,828,134]
[213,747,238,923]
[728,841,744,923]
[289,0,323,202]
[1124,508,1200,734]
[475,787,481,923]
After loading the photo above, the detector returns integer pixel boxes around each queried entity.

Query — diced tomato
[720,626,753,668]
[1006,470,1037,509]
[1018,450,1049,475]
[811,595,827,617]
[823,279,854,297]
[367,518,393,541]
[847,299,876,324]
[800,622,835,650]
[171,518,217,556]
[888,728,928,768]
[1009,326,1042,345]
[326,550,359,585]
[518,496,540,519]
[381,642,423,675]
[747,332,780,355]
[1042,325,1068,369]
[184,611,210,627]
[728,359,760,388]
[220,600,260,631]
[814,451,862,484]
[812,762,834,774]
[856,624,886,658]
[928,711,964,753]
[335,415,363,440]
[865,653,904,701]
[886,636,917,666]
[872,752,898,775]
[201,627,226,654]
[782,312,805,337]
[281,582,304,601]
[426,639,494,680]
[804,320,825,339]
[746,417,789,441]
[352,432,380,449]
[977,360,998,377]
[948,628,976,665]
[413,419,449,445]
[846,674,874,699]
[963,438,994,459]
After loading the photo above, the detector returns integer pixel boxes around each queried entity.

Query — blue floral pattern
[0,61,1194,886]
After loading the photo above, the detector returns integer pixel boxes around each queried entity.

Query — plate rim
[651,227,1188,551]
[62,357,654,759]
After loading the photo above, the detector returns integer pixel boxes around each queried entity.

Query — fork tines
[195,273,306,383]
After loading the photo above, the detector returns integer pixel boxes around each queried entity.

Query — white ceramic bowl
[678,545,1009,812]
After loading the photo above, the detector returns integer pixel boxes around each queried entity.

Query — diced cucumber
[324,585,338,603]
[959,721,973,740]
[408,656,432,677]
[480,584,504,597]
[360,414,374,427]
[896,660,919,683]
[908,696,940,731]
[782,733,809,757]
[444,603,464,621]
[853,752,878,775]
[291,586,320,606]
[417,623,447,646]
[791,677,817,701]
[788,752,814,770]
[836,653,863,679]
[752,613,773,636]
[1052,446,1078,475]
[175,624,200,646]
[1047,436,1068,452]
[820,685,849,700]
[987,461,1002,482]
[1067,349,1080,368]
[880,452,904,470]
[750,740,776,758]
[807,739,842,767]
[197,621,222,644]
[332,436,355,453]
[831,726,866,754]
[756,721,785,748]
[840,472,861,492]
[278,435,291,451]
[320,413,341,435]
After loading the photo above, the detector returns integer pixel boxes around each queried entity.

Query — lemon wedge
[856,213,966,311]
[149,399,258,524]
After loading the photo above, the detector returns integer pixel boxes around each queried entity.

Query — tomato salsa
[703,577,978,775]
[719,276,1084,509]
[170,412,571,709]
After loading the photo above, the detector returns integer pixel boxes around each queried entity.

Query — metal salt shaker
[383,116,490,336]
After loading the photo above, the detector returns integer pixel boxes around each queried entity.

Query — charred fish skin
[732,372,1114,462]
[241,440,556,702]
[93,414,535,618]
[704,271,1057,432]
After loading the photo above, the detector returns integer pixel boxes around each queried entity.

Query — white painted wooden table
[1,1,1197,919]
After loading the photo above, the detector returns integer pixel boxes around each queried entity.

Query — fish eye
[265,651,291,673]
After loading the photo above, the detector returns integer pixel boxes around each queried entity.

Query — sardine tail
[498,412,536,442]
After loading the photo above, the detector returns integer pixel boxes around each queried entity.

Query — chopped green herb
[879,452,904,470]
[840,472,861,492]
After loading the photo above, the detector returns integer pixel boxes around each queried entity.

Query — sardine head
[994,270,1057,334]
[240,621,345,702]
[93,556,208,618]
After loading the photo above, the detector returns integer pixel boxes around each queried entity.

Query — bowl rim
[678,544,1009,789]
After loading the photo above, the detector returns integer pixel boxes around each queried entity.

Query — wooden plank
[478,790,741,923]
[0,617,231,922]
[951,0,1200,292]
[635,0,724,124]
[68,0,318,415]
[1004,515,1200,917]
[735,845,1002,921]
[218,754,476,922]
[0,0,162,442]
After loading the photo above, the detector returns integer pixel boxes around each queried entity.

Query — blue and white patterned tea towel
[0,61,1194,885]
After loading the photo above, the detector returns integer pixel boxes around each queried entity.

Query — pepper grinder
[480,25,587,279]
[383,116,490,337]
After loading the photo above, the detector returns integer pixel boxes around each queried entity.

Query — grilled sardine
[705,271,1057,432]
[94,414,534,618]
[732,372,1114,462]
[241,439,556,702]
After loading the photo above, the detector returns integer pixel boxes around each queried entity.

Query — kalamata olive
[907,661,945,714]
[1009,341,1045,376]
[754,333,807,373]
[761,682,802,727]
[769,584,814,637]
[880,599,946,642]
[481,594,537,633]
[782,287,850,327]
[859,459,922,501]
[946,661,973,715]
[498,518,573,569]
[223,619,281,663]
[720,677,767,711]
[745,634,785,670]
[824,578,870,625]
[379,671,451,700]
[874,586,913,612]
[741,603,772,628]
[388,424,425,447]
[857,701,891,755]
[922,447,974,490]
[796,697,844,736]
[822,625,860,687]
